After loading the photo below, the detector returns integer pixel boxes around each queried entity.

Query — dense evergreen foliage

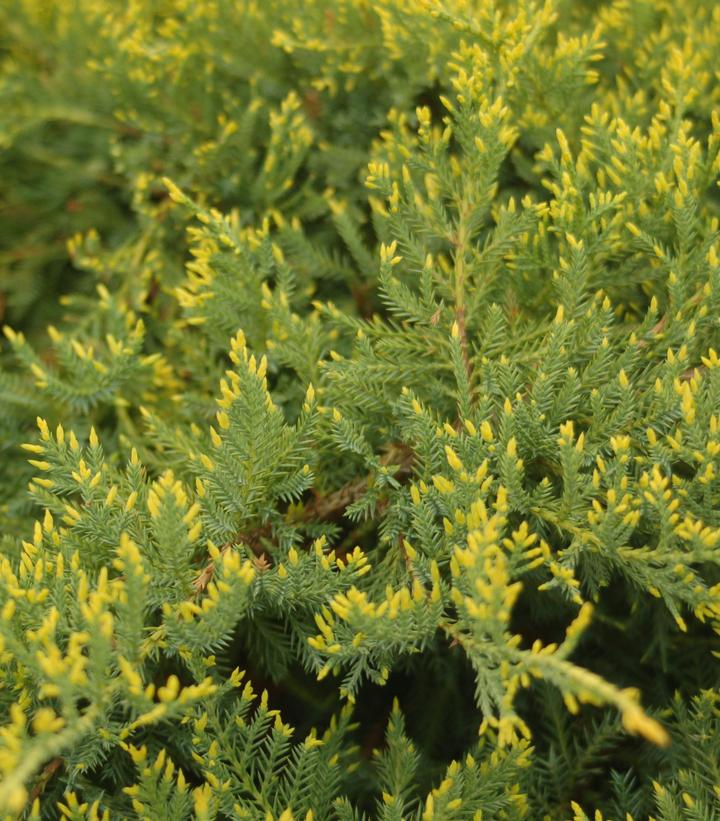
[1,0,720,818]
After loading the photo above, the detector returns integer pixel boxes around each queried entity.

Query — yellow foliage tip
[163,177,186,204]
[621,702,671,748]
[445,445,464,472]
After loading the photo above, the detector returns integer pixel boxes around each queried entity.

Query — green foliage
[1,0,720,818]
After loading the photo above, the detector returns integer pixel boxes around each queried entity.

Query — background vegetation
[1,0,719,818]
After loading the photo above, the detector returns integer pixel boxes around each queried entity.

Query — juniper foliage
[1,0,720,818]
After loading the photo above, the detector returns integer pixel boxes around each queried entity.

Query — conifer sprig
[1,0,720,816]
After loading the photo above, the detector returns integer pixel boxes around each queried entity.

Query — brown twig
[26,756,63,809]
[301,443,414,523]
[192,525,272,596]
[636,313,668,349]
[192,443,415,595]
